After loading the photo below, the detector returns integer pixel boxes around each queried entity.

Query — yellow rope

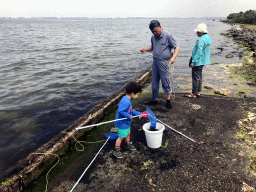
[30,152,60,192]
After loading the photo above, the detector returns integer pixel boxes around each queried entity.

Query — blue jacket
[114,96,141,129]
[192,34,212,66]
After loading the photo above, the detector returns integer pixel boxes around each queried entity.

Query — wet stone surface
[51,93,256,192]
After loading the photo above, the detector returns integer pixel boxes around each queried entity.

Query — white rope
[169,63,175,99]
[70,136,110,192]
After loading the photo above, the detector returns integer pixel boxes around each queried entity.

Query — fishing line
[134,54,152,80]
[134,56,141,80]
[92,51,150,84]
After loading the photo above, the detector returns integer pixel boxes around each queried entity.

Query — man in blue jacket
[186,23,212,98]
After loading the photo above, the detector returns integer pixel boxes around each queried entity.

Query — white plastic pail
[143,122,165,148]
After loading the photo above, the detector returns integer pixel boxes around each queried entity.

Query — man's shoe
[166,102,172,109]
[124,142,136,151]
[113,148,123,158]
[145,100,158,105]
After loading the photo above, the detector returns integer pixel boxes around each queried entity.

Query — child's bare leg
[124,132,136,150]
[125,132,131,144]
[115,137,124,149]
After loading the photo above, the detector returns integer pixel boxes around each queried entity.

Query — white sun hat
[194,23,208,33]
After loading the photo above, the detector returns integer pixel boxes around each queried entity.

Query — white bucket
[143,122,165,148]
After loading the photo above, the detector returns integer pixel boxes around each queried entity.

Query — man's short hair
[126,81,142,94]
[149,20,161,31]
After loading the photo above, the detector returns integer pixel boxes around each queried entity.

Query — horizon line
[0,16,226,20]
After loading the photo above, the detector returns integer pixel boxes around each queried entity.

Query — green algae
[1,176,18,186]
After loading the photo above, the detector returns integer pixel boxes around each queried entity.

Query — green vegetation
[236,113,256,173]
[230,37,256,83]
[1,176,18,186]
[161,141,169,148]
[225,54,233,58]
[235,58,256,83]
[244,153,256,171]
[140,161,154,171]
[227,10,256,25]
[203,132,210,136]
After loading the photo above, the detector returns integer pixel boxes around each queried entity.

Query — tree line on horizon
[227,10,256,25]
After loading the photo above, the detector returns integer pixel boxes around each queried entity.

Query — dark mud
[50,93,256,192]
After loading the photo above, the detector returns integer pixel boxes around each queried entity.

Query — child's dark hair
[126,81,142,94]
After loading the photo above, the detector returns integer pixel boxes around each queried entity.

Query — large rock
[214,88,232,96]
[250,42,256,51]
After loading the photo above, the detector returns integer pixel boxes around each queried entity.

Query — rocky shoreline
[221,20,256,56]
[217,20,256,90]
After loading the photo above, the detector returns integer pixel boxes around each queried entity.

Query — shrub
[227,10,256,25]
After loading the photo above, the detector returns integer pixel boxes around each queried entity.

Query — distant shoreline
[0,17,226,21]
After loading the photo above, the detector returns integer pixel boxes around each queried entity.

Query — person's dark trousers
[192,65,204,95]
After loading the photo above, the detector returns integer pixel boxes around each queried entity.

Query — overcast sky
[1,0,255,18]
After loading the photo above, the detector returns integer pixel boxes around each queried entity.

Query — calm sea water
[0,18,240,179]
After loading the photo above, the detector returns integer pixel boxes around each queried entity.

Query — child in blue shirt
[113,81,144,158]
